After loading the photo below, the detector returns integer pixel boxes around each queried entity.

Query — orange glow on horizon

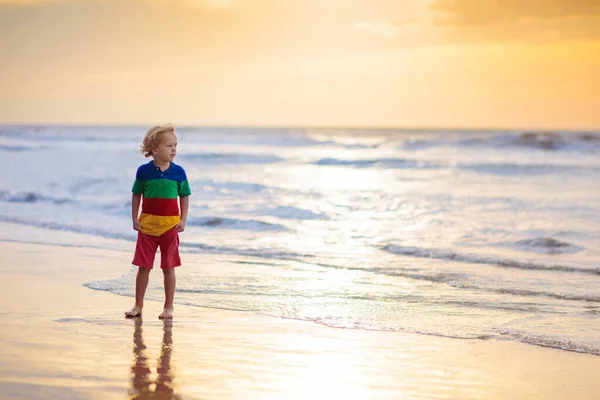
[0,0,598,129]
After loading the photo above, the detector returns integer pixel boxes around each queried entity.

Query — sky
[1,0,599,129]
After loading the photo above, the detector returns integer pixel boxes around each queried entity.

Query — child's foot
[158,307,173,320]
[124,306,143,318]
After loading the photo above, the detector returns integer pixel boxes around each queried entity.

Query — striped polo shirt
[132,161,192,236]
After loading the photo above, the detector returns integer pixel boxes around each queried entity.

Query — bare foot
[124,306,142,318]
[159,307,173,320]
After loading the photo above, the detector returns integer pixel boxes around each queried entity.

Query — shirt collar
[149,160,174,173]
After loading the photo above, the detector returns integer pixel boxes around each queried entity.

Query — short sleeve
[131,166,145,195]
[178,168,192,197]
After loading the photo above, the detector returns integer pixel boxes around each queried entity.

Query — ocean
[2,125,599,355]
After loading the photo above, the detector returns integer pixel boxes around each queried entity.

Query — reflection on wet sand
[129,319,181,400]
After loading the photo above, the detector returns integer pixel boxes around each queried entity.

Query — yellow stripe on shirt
[139,213,180,236]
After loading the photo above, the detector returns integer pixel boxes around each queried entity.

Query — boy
[125,124,191,320]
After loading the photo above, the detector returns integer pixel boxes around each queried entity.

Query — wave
[492,328,600,356]
[181,241,306,260]
[193,180,269,195]
[391,270,600,302]
[309,262,600,303]
[517,237,572,248]
[292,315,600,356]
[263,206,328,220]
[311,155,600,176]
[512,131,600,151]
[181,127,384,149]
[457,162,599,175]
[508,237,583,255]
[179,152,283,164]
[380,244,599,275]
[0,144,45,152]
[0,125,139,142]
[186,216,289,231]
[0,215,136,241]
[488,288,600,303]
[181,127,330,146]
[314,158,441,169]
[69,178,110,194]
[0,191,73,205]
[400,131,600,153]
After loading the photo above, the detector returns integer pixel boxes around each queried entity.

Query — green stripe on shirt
[132,178,192,198]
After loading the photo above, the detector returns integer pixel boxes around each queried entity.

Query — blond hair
[140,123,177,157]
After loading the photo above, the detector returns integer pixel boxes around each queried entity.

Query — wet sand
[0,240,598,400]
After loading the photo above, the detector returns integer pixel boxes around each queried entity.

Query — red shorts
[132,229,181,269]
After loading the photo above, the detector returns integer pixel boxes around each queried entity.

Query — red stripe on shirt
[141,197,180,216]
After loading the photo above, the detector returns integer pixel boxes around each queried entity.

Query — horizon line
[0,122,598,133]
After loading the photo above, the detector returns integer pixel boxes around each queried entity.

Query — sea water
[2,125,599,355]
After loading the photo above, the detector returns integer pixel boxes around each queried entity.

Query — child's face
[152,133,177,163]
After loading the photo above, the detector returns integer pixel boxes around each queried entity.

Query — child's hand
[132,219,141,231]
[175,220,186,233]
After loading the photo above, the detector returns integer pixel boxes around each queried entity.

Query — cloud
[429,0,600,26]
[354,20,400,38]
[426,0,600,43]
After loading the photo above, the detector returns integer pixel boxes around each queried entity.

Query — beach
[1,224,599,400]
[1,125,599,399]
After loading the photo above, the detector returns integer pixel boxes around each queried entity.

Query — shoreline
[1,238,599,399]
[1,220,597,359]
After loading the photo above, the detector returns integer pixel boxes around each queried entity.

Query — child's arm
[132,194,142,231]
[176,196,190,232]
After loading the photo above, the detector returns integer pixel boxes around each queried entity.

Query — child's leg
[126,232,159,317]
[125,267,151,317]
[159,268,176,320]
[158,229,181,319]
[135,267,152,307]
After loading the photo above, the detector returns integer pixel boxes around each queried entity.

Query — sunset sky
[1,0,599,129]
